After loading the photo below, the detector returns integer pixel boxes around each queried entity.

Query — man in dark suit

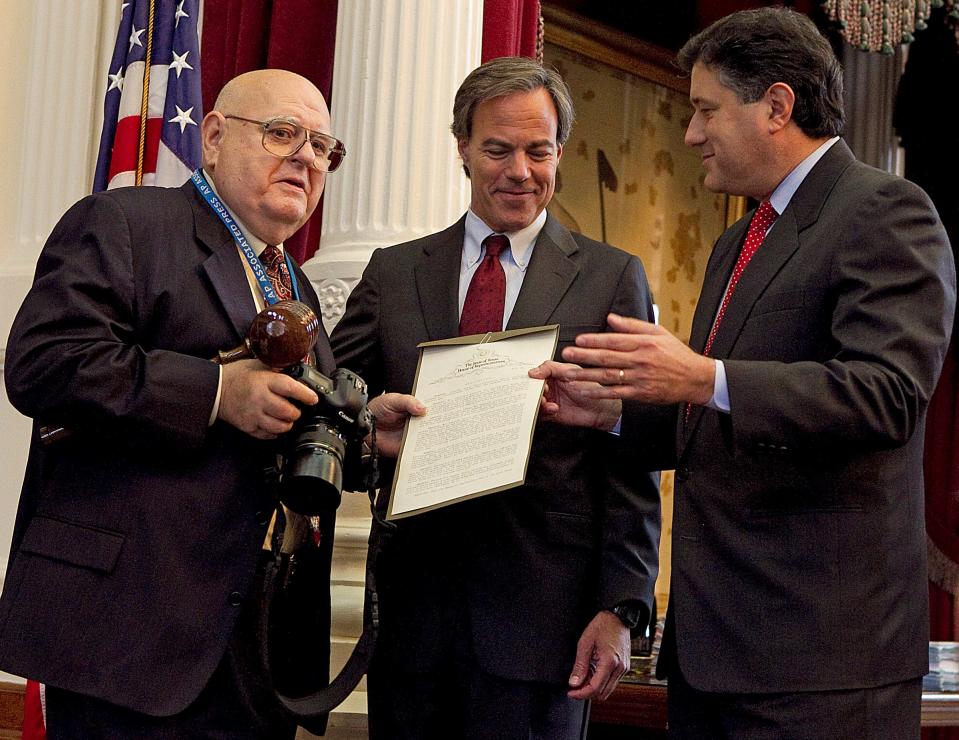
[531,8,956,738]
[0,69,414,739]
[330,56,662,739]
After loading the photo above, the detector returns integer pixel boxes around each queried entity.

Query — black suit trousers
[43,555,331,740]
[667,664,922,740]
[366,595,588,740]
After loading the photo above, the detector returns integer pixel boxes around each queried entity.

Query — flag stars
[107,67,124,93]
[174,1,189,28]
[128,25,145,52]
[170,50,193,78]
[169,105,197,134]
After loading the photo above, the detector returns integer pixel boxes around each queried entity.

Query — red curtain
[927,344,959,598]
[924,343,959,740]
[482,0,541,61]
[200,0,338,264]
[896,13,959,737]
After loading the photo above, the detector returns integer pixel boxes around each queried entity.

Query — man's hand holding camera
[218,358,319,439]
[217,355,425,455]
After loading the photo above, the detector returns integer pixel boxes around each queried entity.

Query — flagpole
[136,0,157,186]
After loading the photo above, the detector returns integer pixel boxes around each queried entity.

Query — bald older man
[0,69,415,739]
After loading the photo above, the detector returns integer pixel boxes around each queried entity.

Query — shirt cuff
[209,365,223,425]
[705,359,730,413]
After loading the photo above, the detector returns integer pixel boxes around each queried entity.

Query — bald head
[212,69,327,118]
[200,69,335,245]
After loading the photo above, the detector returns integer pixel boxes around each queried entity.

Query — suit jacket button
[228,591,243,607]
[255,510,270,526]
[676,468,691,482]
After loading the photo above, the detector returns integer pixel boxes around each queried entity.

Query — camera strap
[258,430,392,722]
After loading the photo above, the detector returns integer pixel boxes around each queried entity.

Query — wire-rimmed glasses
[225,115,346,173]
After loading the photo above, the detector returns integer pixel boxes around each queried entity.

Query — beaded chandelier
[822,0,959,52]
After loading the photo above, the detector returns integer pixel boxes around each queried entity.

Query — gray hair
[451,56,574,146]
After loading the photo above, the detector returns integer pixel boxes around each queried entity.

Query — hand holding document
[386,325,559,520]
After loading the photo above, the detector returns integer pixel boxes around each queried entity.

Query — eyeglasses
[225,115,346,173]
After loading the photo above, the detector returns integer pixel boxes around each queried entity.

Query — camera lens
[281,419,347,515]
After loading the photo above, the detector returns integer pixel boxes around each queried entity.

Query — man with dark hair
[532,8,956,737]
[0,69,417,739]
[676,6,845,140]
[331,55,661,739]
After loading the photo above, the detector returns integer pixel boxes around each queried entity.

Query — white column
[0,0,120,683]
[0,0,120,529]
[301,3,482,737]
[304,0,482,334]
[9,2,118,274]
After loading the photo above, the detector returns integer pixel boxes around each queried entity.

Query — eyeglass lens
[261,120,344,172]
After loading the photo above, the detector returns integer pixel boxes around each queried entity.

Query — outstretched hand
[560,313,716,406]
[528,361,621,431]
[367,393,426,458]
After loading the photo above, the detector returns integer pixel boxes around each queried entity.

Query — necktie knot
[752,200,778,232]
[483,234,509,260]
[459,235,510,336]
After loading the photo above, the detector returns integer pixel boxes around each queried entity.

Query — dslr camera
[212,299,377,515]
[279,363,375,515]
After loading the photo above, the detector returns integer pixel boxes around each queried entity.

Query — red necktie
[459,234,509,336]
[261,244,293,302]
[686,200,778,422]
[702,200,778,357]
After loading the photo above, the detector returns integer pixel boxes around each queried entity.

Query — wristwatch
[608,601,643,630]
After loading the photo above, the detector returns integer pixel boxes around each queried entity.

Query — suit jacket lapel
[506,214,578,329]
[414,217,465,341]
[689,218,749,353]
[187,182,258,344]
[411,212,580,339]
[682,139,856,445]
[288,259,335,373]
[701,140,855,361]
[704,209,801,360]
[187,181,336,370]
[682,221,747,441]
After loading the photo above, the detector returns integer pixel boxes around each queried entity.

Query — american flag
[94,0,203,190]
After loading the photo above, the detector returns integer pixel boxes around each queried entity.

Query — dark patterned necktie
[260,244,293,302]
[459,234,509,336]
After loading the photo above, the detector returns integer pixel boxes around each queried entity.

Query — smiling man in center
[330,56,662,739]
